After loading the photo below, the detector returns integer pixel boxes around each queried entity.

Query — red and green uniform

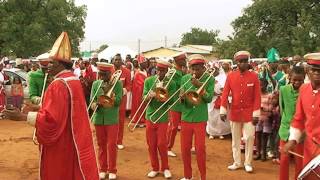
[143,75,175,171]
[28,69,47,104]
[167,68,184,150]
[180,72,215,180]
[279,84,303,180]
[90,79,123,174]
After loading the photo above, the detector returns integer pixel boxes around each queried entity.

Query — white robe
[206,71,231,136]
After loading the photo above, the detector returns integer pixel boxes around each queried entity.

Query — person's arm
[220,74,231,115]
[113,81,123,106]
[201,76,215,103]
[283,90,306,154]
[30,81,70,146]
[288,92,305,143]
[125,69,132,93]
[279,87,285,116]
[252,74,261,118]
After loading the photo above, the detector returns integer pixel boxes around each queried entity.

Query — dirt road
[0,119,289,180]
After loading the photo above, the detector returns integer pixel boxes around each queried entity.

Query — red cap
[172,52,187,62]
[97,62,115,72]
[156,59,172,69]
[234,51,250,61]
[304,53,320,65]
[137,54,146,64]
[188,54,206,65]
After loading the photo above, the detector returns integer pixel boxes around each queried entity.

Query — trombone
[185,68,216,105]
[154,68,176,102]
[127,75,159,132]
[89,70,122,119]
[32,73,48,145]
[150,68,215,124]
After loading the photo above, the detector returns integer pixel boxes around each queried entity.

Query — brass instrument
[154,68,176,102]
[150,68,213,124]
[185,68,216,106]
[127,75,159,132]
[98,70,122,108]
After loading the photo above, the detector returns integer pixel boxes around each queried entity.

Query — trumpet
[154,68,176,102]
[127,75,159,132]
[150,68,211,123]
[98,70,122,108]
[185,68,216,105]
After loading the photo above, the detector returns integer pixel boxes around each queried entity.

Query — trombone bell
[185,91,201,105]
[155,87,169,102]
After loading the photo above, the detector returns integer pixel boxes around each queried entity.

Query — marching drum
[298,154,320,180]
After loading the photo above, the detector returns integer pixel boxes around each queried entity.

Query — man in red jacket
[2,32,99,180]
[220,51,261,173]
[131,54,148,126]
[283,52,320,167]
[113,54,131,150]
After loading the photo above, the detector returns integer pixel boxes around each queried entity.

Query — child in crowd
[11,77,23,110]
[254,78,273,161]
[278,66,305,180]
[270,92,280,163]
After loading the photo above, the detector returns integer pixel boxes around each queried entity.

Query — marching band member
[180,54,214,180]
[28,54,50,105]
[220,51,261,173]
[278,66,305,180]
[131,54,148,127]
[90,62,123,180]
[113,54,131,150]
[80,58,97,104]
[2,32,99,180]
[167,52,187,157]
[143,59,175,179]
[283,52,320,166]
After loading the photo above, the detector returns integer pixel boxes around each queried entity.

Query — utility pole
[138,38,141,54]
[164,36,167,48]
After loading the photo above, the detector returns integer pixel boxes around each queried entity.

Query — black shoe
[254,154,261,160]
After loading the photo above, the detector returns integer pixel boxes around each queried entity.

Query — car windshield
[13,70,27,81]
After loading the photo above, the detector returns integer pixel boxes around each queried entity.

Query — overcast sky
[75,0,252,52]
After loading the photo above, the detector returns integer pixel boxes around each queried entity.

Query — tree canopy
[0,0,87,58]
[215,0,320,58]
[180,27,219,46]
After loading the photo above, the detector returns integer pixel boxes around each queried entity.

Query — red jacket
[290,83,320,165]
[32,71,98,180]
[220,70,261,122]
[119,66,131,95]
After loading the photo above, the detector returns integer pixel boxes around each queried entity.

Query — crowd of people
[1,31,320,180]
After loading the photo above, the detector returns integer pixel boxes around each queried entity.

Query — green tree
[96,44,108,53]
[180,27,219,46]
[216,0,320,58]
[0,0,87,58]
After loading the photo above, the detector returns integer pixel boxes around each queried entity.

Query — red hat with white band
[188,54,206,65]
[234,51,251,61]
[97,62,115,72]
[304,53,320,66]
[156,58,172,69]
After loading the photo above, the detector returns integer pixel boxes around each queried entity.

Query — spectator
[11,77,23,110]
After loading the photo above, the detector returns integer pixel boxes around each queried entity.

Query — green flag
[267,48,280,63]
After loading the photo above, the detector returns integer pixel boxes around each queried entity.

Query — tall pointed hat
[49,31,72,62]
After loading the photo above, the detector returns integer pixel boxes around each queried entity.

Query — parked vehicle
[3,68,29,99]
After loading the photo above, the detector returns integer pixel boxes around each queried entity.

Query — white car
[3,68,29,99]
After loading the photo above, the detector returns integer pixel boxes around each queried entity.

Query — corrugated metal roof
[169,46,210,54]
[185,45,213,52]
